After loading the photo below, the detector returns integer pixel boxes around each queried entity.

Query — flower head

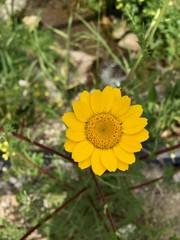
[62,86,149,176]
[0,141,10,161]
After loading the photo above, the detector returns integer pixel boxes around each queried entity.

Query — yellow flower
[116,3,123,10]
[6,113,12,120]
[44,91,50,97]
[53,76,60,81]
[3,141,9,147]
[2,153,9,160]
[126,3,131,9]
[149,10,156,16]
[62,86,149,176]
[11,152,16,157]
[34,91,41,97]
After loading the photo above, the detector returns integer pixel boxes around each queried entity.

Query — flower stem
[126,0,171,81]
[91,171,121,239]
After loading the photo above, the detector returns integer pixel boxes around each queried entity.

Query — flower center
[85,113,122,149]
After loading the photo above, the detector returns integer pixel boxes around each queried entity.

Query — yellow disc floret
[85,113,121,149]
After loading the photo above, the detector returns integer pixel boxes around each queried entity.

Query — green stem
[126,0,170,81]
[65,13,73,84]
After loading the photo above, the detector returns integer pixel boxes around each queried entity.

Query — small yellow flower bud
[57,103,62,108]
[149,10,156,16]
[126,3,131,9]
[6,113,12,120]
[53,76,60,81]
[3,141,9,147]
[2,153,9,160]
[1,147,7,152]
[34,91,41,97]
[44,91,50,97]
[116,3,123,10]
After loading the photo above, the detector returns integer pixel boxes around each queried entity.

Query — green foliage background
[0,0,179,239]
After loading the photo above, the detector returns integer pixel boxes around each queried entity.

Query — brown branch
[20,187,88,240]
[0,127,74,163]
[140,143,180,160]
[16,152,74,191]
[130,168,180,190]
[129,176,164,190]
[91,171,121,239]
[103,175,164,201]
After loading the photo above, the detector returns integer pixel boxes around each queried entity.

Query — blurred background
[0,0,180,239]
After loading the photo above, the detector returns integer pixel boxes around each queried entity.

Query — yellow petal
[80,90,91,104]
[101,149,117,172]
[122,129,149,143]
[101,86,116,112]
[112,87,121,99]
[122,118,148,134]
[64,139,77,152]
[62,112,85,129]
[73,100,93,122]
[90,90,102,114]
[113,144,135,164]
[78,157,91,169]
[66,128,86,142]
[102,86,113,94]
[111,96,131,117]
[119,140,142,153]
[91,149,106,176]
[120,105,143,122]
[117,161,129,171]
[72,140,94,162]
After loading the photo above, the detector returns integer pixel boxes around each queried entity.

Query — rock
[118,33,141,52]
[54,46,96,87]
[22,15,41,30]
[0,0,27,21]
[112,21,127,39]
[118,224,137,238]
[173,171,180,183]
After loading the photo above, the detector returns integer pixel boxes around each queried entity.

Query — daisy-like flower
[62,86,149,176]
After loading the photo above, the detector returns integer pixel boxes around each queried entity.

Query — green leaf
[148,85,157,102]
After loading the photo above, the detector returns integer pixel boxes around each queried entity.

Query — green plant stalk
[126,0,171,81]
[76,14,127,73]
[65,13,73,85]
[95,0,102,82]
